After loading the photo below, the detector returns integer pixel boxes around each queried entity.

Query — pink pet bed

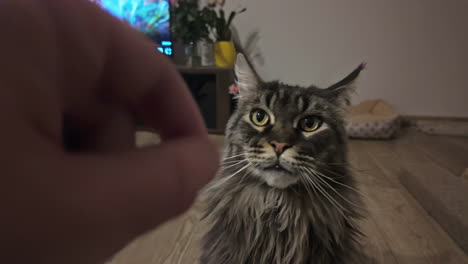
[345,99,400,139]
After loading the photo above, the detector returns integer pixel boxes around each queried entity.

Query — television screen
[90,0,173,56]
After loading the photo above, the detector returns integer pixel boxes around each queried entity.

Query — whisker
[314,165,378,190]
[316,166,347,179]
[308,168,390,211]
[296,155,315,161]
[298,174,320,209]
[298,167,321,200]
[237,170,251,188]
[310,172,348,213]
[298,171,314,197]
[305,168,366,210]
[312,169,367,197]
[222,152,249,160]
[206,163,251,191]
[220,160,247,166]
[317,161,373,176]
[220,159,248,170]
[221,157,247,163]
[311,177,357,228]
[290,186,300,196]
[298,167,345,214]
[298,168,328,212]
[301,166,359,226]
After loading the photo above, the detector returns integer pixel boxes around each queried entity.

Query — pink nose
[269,141,290,154]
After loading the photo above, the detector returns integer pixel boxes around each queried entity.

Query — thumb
[64,135,219,238]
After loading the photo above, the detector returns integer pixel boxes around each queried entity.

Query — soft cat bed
[345,99,400,139]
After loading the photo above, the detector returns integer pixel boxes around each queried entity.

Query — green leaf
[226,11,236,27]
[238,7,247,14]
[220,9,225,21]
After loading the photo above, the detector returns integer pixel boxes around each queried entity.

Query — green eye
[250,109,270,127]
[299,116,322,132]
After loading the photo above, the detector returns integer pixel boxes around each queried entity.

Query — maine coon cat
[201,54,366,264]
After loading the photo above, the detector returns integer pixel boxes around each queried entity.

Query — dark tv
[90,0,173,56]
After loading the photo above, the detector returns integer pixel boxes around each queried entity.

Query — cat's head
[225,54,364,189]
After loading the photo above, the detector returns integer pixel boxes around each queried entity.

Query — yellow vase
[214,41,236,67]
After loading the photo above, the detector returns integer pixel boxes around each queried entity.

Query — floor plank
[406,131,468,176]
[352,140,468,263]
[358,214,398,264]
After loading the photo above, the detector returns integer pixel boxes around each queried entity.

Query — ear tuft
[235,53,258,95]
[327,63,366,106]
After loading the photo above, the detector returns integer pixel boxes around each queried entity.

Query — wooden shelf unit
[177,66,235,134]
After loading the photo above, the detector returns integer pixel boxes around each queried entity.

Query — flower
[170,0,179,7]
[217,0,225,7]
[207,0,216,5]
[228,84,240,95]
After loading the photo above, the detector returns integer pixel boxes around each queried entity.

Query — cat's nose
[269,141,291,154]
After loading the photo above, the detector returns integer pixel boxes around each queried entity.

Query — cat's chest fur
[203,183,358,264]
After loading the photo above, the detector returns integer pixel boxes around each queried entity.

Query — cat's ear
[235,53,259,96]
[325,63,365,106]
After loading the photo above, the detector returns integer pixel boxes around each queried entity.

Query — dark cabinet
[177,66,234,134]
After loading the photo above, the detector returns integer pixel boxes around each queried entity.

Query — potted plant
[170,0,210,66]
[201,0,246,67]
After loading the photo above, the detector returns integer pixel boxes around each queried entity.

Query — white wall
[226,0,468,117]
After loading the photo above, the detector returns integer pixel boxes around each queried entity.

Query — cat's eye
[299,116,322,132]
[250,109,270,127]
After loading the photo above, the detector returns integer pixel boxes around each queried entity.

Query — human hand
[0,0,219,263]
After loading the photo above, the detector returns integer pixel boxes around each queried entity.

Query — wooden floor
[109,130,468,264]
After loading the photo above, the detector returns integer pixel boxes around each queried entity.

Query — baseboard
[402,115,468,122]
[401,115,468,137]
